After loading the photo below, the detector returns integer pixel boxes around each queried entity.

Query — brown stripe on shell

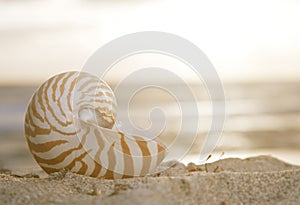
[134,136,152,176]
[54,72,74,125]
[77,78,97,92]
[119,132,134,178]
[32,128,89,165]
[27,139,68,153]
[77,155,89,175]
[90,129,105,177]
[103,142,116,179]
[31,95,45,123]
[66,73,78,113]
[60,150,91,174]
[26,107,51,137]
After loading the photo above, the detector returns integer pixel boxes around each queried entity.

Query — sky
[0,0,299,85]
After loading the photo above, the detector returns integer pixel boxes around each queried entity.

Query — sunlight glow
[0,0,299,84]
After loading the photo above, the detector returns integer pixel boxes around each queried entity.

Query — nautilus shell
[24,71,167,179]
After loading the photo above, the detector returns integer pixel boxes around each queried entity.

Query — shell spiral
[24,71,167,179]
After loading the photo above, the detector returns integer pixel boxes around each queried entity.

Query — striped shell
[24,71,167,179]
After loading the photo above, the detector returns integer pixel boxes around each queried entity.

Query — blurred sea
[1,82,300,175]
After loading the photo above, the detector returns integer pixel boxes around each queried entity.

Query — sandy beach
[0,156,299,205]
[0,1,300,204]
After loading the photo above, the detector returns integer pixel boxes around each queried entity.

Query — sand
[0,156,299,205]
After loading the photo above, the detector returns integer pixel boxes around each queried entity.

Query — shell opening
[78,108,113,129]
